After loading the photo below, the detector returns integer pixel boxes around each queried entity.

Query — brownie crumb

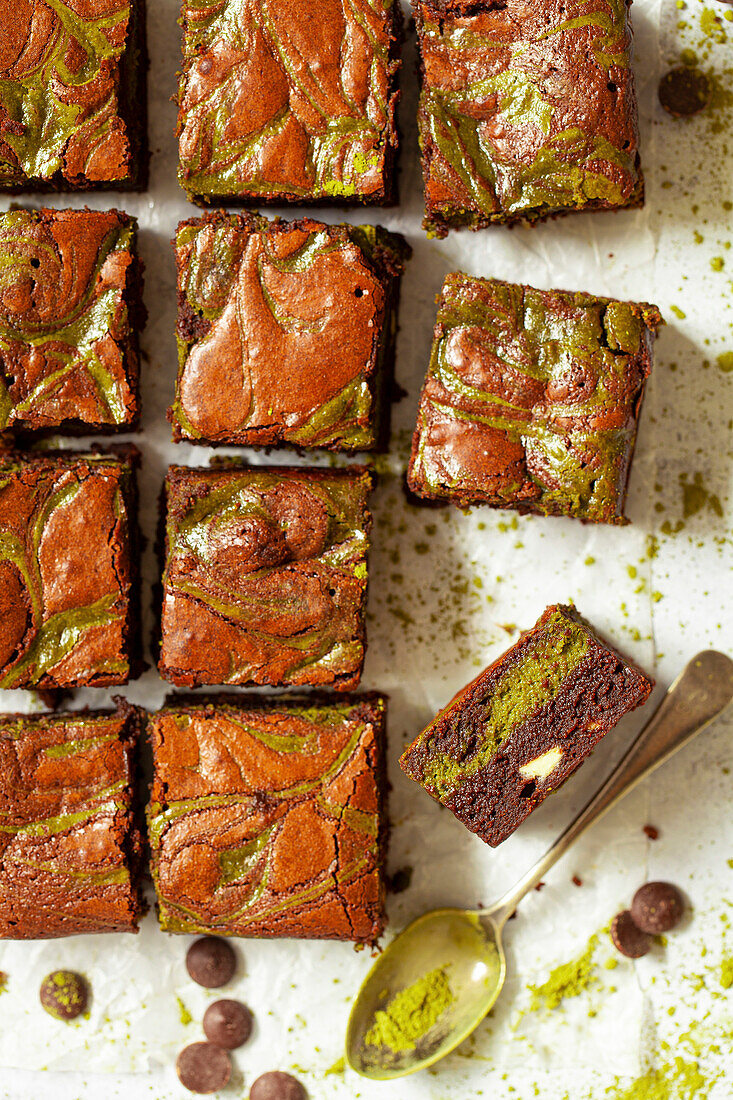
[572,875,583,887]
[388,867,413,894]
[643,824,660,840]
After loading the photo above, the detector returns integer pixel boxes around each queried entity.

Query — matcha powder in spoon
[365,967,455,1053]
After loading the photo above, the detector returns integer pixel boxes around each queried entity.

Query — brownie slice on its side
[0,0,148,191]
[415,0,643,235]
[176,0,402,205]
[400,605,653,847]
[0,700,145,938]
[170,214,410,451]
[147,694,388,945]
[0,208,144,436]
[407,274,662,524]
[0,449,142,689]
[158,463,374,690]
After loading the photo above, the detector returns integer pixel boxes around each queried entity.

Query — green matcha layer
[169,214,410,451]
[407,274,662,523]
[400,605,653,846]
[146,694,388,943]
[158,463,373,690]
[0,0,147,191]
[415,0,643,234]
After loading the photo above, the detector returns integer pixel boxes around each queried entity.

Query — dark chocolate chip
[249,1071,307,1100]
[631,882,684,934]
[186,936,236,988]
[658,67,711,117]
[610,910,651,958]
[388,867,413,894]
[176,1042,231,1094]
[203,999,253,1050]
[39,970,88,1021]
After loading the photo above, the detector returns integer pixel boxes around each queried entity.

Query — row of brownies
[0,1,644,234]
[0,207,662,526]
[0,604,653,941]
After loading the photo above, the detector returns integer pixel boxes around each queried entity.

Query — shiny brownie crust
[158,463,374,690]
[400,604,653,846]
[147,694,388,944]
[176,0,402,205]
[0,698,145,937]
[169,213,410,451]
[0,208,144,436]
[407,274,662,523]
[0,448,142,689]
[0,0,148,192]
[415,0,643,235]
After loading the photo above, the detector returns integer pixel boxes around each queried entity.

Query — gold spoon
[346,650,733,1081]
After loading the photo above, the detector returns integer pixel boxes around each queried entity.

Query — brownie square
[400,604,653,847]
[169,213,410,451]
[176,0,401,205]
[0,209,143,436]
[0,449,142,689]
[415,0,643,235]
[158,464,373,690]
[0,0,147,191]
[0,699,144,937]
[147,694,387,944]
[407,274,662,523]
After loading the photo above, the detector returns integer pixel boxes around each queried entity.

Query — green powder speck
[529,934,599,1011]
[605,1057,708,1099]
[0,972,6,995]
[177,997,192,1026]
[710,257,725,271]
[365,967,454,1053]
[325,1056,346,1076]
[716,352,733,373]
[719,956,733,989]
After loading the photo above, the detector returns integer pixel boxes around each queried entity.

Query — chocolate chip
[249,1071,307,1100]
[186,936,236,988]
[658,67,710,117]
[610,910,651,958]
[203,999,253,1050]
[631,882,684,933]
[388,867,412,894]
[176,1042,231,1094]
[39,970,88,1021]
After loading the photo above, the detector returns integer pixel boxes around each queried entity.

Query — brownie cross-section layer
[170,213,410,451]
[0,449,142,689]
[158,464,374,690]
[407,274,662,523]
[400,604,653,846]
[415,0,642,235]
[0,0,147,191]
[176,0,402,205]
[0,699,145,937]
[147,694,388,944]
[0,208,144,436]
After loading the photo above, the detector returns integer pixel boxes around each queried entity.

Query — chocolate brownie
[400,604,653,846]
[158,464,373,690]
[0,208,143,436]
[0,449,142,689]
[0,699,144,937]
[415,0,643,235]
[407,274,662,523]
[169,214,410,451]
[176,0,401,205]
[147,694,388,944]
[0,0,147,191]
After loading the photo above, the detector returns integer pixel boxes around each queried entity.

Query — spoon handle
[490,650,733,927]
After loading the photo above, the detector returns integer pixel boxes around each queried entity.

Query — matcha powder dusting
[365,967,454,1052]
[528,934,599,1011]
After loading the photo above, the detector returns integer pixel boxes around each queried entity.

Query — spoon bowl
[345,651,733,1080]
[345,907,505,1079]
